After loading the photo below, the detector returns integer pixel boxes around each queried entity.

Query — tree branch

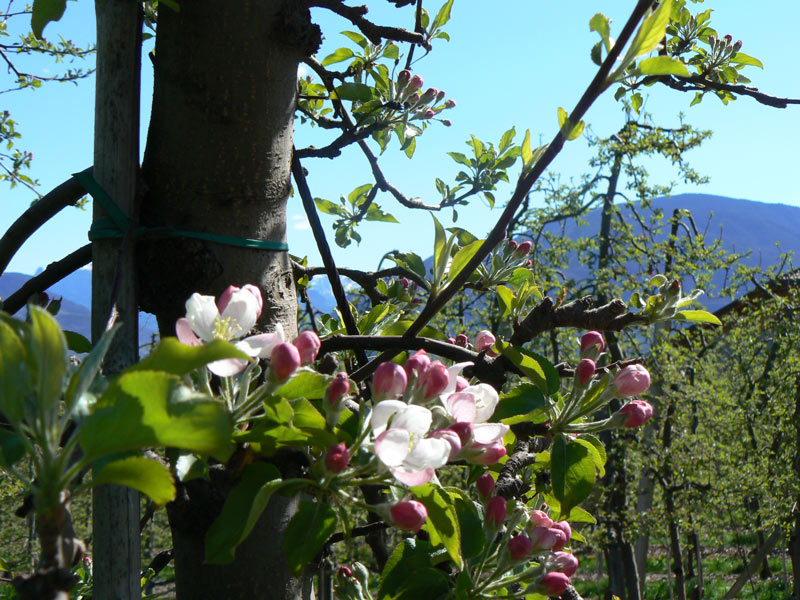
[654,74,800,108]
[327,521,390,545]
[308,0,430,49]
[2,244,91,315]
[0,167,90,275]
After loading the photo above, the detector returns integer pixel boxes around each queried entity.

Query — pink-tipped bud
[338,565,353,578]
[552,552,579,577]
[470,440,507,465]
[430,429,461,460]
[448,337,456,345]
[440,119,452,127]
[397,69,411,86]
[486,496,507,528]
[619,399,654,427]
[575,358,596,387]
[327,372,350,405]
[455,375,469,392]
[390,500,427,533]
[293,331,321,365]
[476,473,495,499]
[516,240,532,256]
[530,509,553,529]
[530,526,558,550]
[612,364,651,397]
[420,361,449,398]
[423,108,436,119]
[445,99,456,108]
[420,87,438,103]
[506,239,518,253]
[408,74,424,93]
[450,422,473,445]
[408,92,421,104]
[580,331,605,359]
[474,330,496,353]
[404,350,431,378]
[398,277,410,289]
[271,342,301,381]
[508,534,533,560]
[436,90,446,102]
[536,572,571,596]
[373,362,408,398]
[552,521,572,545]
[723,34,733,44]
[325,443,350,473]
[453,335,467,348]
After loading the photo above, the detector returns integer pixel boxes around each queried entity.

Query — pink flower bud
[580,330,605,358]
[516,240,532,256]
[619,399,654,427]
[575,358,596,387]
[486,496,507,528]
[506,239,518,253]
[408,92,421,104]
[552,551,579,577]
[455,376,469,392]
[723,34,733,44]
[327,372,350,405]
[420,361,449,398]
[423,108,436,119]
[420,87,438,103]
[536,572,571,596]
[436,90,446,102]
[430,429,461,460]
[293,331,321,365]
[508,534,533,560]
[398,277,410,289]
[476,473,495,499]
[408,74,424,93]
[397,69,411,86]
[271,342,300,381]
[325,443,350,473]
[373,362,408,398]
[404,350,431,378]
[445,99,456,108]
[454,334,469,347]
[440,119,452,127]
[612,364,651,397]
[447,337,456,345]
[530,509,553,529]
[390,500,427,533]
[530,526,558,550]
[338,565,353,578]
[450,422,473,445]
[552,521,572,545]
[470,440,506,465]
[474,330,496,352]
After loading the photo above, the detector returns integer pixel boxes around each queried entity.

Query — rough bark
[91,1,142,598]
[138,2,320,599]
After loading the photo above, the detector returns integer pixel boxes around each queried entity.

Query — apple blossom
[404,350,431,378]
[293,331,321,365]
[450,422,473,445]
[419,361,449,399]
[176,285,285,376]
[455,376,469,392]
[429,429,462,460]
[327,373,350,405]
[468,440,507,465]
[536,572,570,596]
[619,399,654,427]
[474,330,496,352]
[325,443,349,473]
[552,552,579,577]
[476,473,495,499]
[580,330,605,359]
[373,362,408,399]
[530,509,554,528]
[508,534,533,560]
[486,496,507,528]
[441,384,508,459]
[611,364,651,397]
[530,526,559,551]
[390,500,427,533]
[516,240,532,256]
[575,358,595,387]
[271,342,300,381]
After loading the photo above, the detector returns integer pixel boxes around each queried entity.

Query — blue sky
[2,0,799,277]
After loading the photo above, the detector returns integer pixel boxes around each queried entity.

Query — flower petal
[238,331,284,358]
[440,361,473,396]
[370,400,408,436]
[208,357,249,377]
[390,404,433,437]
[405,437,451,470]
[176,318,201,346]
[185,293,220,342]
[446,392,477,423]
[390,466,435,487]
[465,383,500,423]
[221,288,260,336]
[374,429,411,467]
[473,422,509,445]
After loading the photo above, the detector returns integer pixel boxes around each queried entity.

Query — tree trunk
[138,2,320,599]
[91,1,143,598]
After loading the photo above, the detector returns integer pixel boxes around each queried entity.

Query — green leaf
[283,500,338,576]
[205,462,283,563]
[341,30,368,49]
[277,372,330,400]
[730,52,763,68]
[365,204,399,223]
[79,371,233,463]
[495,384,546,423]
[447,151,471,167]
[321,47,355,66]
[498,127,516,153]
[432,0,454,30]
[92,456,175,506]
[27,306,67,415]
[381,321,444,339]
[557,107,584,141]
[673,310,722,326]
[495,285,514,318]
[64,330,92,353]
[64,323,120,415]
[574,436,606,477]
[314,197,342,215]
[567,506,597,524]
[521,129,533,166]
[631,92,643,114]
[0,319,30,425]
[0,429,25,470]
[431,214,447,287]
[334,82,373,102]
[31,0,67,38]
[448,240,483,281]
[453,495,483,559]
[626,0,673,59]
[496,341,560,396]
[411,483,462,568]
[378,539,448,600]
[589,13,612,51]
[636,55,690,77]
[550,435,597,517]
[130,338,249,376]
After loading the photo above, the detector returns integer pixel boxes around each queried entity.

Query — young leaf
[31,0,67,38]
[378,539,448,600]
[0,320,30,426]
[64,330,92,353]
[495,384,546,423]
[432,0,454,30]
[334,82,373,102]
[283,500,338,576]
[321,47,355,66]
[730,52,763,68]
[27,306,67,415]
[636,55,690,77]
[589,13,612,51]
[277,372,330,400]
[411,483,462,568]
[550,434,597,517]
[448,240,483,281]
[341,30,368,50]
[64,323,120,415]
[92,456,175,506]
[205,462,283,563]
[673,310,722,326]
[626,0,673,60]
[130,338,249,376]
